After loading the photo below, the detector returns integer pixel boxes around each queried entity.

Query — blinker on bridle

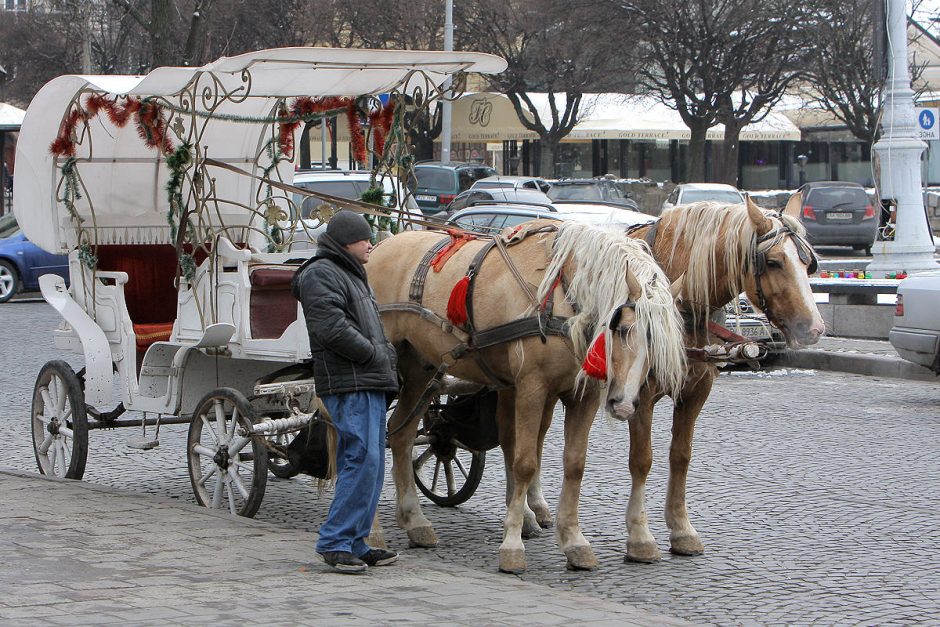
[752,222,818,322]
[608,302,637,331]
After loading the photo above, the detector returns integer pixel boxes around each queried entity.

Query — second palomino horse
[369,220,687,573]
[618,195,825,562]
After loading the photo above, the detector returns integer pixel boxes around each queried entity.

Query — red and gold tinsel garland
[50,94,172,157]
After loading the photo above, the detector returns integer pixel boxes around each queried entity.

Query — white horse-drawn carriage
[15,47,505,516]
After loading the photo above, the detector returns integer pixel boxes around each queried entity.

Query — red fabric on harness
[446,275,471,326]
[582,332,607,380]
[431,229,477,273]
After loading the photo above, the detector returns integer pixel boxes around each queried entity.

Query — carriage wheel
[187,388,267,517]
[412,420,485,507]
[267,428,301,480]
[31,361,89,480]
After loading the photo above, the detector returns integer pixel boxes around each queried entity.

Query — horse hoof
[670,535,704,556]
[521,518,542,539]
[564,545,598,571]
[536,514,554,529]
[625,540,662,563]
[407,526,438,548]
[498,548,526,574]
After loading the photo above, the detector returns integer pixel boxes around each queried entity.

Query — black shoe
[359,548,399,567]
[318,551,367,573]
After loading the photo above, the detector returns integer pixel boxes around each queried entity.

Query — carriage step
[126,436,160,450]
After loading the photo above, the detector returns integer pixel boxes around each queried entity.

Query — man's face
[345,239,373,264]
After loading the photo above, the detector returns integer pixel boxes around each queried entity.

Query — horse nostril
[609,396,622,407]
[632,399,639,411]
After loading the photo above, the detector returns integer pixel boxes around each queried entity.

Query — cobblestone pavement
[3,302,940,625]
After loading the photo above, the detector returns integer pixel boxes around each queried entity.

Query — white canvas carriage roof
[14,47,506,252]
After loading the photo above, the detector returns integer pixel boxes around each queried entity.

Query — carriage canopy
[14,47,507,253]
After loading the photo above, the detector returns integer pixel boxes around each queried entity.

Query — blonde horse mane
[661,201,806,316]
[535,222,687,396]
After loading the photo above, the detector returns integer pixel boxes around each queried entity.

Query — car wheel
[0,260,20,303]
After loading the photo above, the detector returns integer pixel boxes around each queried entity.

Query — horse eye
[766,259,783,269]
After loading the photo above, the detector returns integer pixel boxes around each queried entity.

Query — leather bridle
[751,223,817,325]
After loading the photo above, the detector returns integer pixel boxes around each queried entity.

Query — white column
[868,0,938,276]
[440,0,454,164]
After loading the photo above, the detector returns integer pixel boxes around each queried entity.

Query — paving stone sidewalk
[0,469,691,626]
[776,335,939,381]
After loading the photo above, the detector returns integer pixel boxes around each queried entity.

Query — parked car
[661,183,746,211]
[795,181,877,255]
[0,213,69,303]
[471,175,551,193]
[723,296,787,352]
[288,169,422,247]
[889,270,940,373]
[444,187,553,215]
[546,178,639,210]
[448,202,649,235]
[412,162,498,215]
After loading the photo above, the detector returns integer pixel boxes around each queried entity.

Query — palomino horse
[613,196,825,562]
[369,221,687,573]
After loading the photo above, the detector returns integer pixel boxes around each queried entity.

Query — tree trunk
[539,138,559,178]
[716,121,745,186]
[182,0,213,66]
[150,0,175,68]
[687,125,708,182]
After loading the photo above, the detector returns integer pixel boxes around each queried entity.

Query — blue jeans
[315,390,387,556]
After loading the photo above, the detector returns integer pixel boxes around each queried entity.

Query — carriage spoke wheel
[31,361,88,480]
[412,420,485,507]
[267,427,301,480]
[187,388,267,518]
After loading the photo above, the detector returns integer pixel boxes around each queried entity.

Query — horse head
[742,197,825,348]
[604,270,650,420]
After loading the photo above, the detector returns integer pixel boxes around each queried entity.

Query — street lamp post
[440,0,454,164]
[868,0,938,277]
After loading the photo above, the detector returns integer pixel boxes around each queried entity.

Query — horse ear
[782,191,802,219]
[745,195,772,235]
[626,266,642,300]
[669,273,685,301]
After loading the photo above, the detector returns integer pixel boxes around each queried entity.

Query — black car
[547,178,639,210]
[796,181,878,254]
[412,162,498,215]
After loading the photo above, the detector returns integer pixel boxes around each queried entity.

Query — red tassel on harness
[582,333,607,380]
[447,275,471,326]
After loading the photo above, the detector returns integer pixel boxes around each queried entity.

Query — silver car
[890,270,940,373]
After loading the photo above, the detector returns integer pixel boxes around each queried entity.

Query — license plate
[827,212,853,220]
[737,325,768,338]
[416,194,437,202]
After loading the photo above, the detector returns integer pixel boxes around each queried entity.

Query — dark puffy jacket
[291,237,398,396]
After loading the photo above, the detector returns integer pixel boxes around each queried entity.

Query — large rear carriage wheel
[31,360,88,479]
[187,388,267,517]
[412,419,485,507]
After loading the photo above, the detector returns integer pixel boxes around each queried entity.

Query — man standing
[291,210,399,574]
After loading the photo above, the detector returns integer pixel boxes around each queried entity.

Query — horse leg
[497,390,540,539]
[555,394,599,570]
[624,384,662,563]
[498,382,546,574]
[388,347,439,548]
[527,398,555,530]
[666,367,715,556]
[367,512,387,549]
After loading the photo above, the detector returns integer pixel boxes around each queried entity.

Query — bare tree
[459,0,630,176]
[615,0,808,184]
[109,0,216,68]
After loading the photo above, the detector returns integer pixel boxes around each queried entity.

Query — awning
[0,102,26,131]
[443,93,802,143]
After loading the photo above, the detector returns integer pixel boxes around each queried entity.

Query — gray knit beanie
[326,210,373,245]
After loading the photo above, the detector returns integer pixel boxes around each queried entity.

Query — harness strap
[463,239,499,334]
[642,219,660,253]
[472,316,568,350]
[493,235,538,309]
[410,236,451,304]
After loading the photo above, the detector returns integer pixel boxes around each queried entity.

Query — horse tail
[313,396,338,492]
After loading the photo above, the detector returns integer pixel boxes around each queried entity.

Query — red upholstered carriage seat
[249,265,300,339]
[94,245,179,354]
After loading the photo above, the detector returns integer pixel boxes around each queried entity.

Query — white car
[470,175,552,194]
[447,201,650,235]
[286,170,422,248]
[889,270,940,373]
[662,183,746,212]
